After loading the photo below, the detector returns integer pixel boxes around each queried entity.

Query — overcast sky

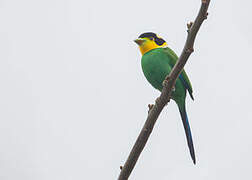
[0,0,252,179]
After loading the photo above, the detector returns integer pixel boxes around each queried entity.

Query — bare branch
[118,0,211,179]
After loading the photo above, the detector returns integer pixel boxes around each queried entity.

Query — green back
[163,47,194,100]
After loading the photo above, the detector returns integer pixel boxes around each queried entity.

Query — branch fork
[148,104,154,113]
[187,22,193,32]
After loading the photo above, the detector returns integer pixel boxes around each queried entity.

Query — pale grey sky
[0,0,252,179]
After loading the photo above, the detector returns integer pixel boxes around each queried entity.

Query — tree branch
[118,0,211,179]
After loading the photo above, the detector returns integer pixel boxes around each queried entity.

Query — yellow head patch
[138,38,167,55]
[134,32,167,55]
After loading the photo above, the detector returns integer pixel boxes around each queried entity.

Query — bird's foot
[163,78,175,92]
[172,86,176,92]
[162,79,169,87]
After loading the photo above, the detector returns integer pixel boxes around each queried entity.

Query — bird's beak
[134,38,146,46]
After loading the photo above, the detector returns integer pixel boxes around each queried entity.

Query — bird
[134,32,196,164]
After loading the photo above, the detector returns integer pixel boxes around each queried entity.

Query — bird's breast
[141,49,171,91]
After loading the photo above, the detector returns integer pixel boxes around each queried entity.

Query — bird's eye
[149,37,154,40]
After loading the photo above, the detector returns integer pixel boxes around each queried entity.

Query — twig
[118,0,211,179]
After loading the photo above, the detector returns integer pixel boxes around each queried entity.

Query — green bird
[134,32,196,164]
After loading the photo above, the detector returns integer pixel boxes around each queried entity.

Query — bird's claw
[163,79,175,92]
[162,79,169,87]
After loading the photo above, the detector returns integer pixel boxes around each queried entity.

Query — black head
[138,32,166,46]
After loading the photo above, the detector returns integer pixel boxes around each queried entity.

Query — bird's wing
[163,47,194,100]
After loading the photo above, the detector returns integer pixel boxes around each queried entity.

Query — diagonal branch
[118,0,211,179]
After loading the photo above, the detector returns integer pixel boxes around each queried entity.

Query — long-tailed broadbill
[134,32,196,164]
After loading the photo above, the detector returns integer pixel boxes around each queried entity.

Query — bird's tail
[177,100,196,164]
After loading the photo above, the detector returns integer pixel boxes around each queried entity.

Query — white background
[0,0,251,179]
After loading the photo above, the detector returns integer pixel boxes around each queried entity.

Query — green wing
[163,47,194,100]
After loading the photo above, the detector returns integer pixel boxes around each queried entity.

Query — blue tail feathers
[178,103,196,164]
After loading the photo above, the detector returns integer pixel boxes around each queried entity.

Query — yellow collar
[139,41,168,55]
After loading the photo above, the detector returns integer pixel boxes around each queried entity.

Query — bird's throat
[139,42,167,55]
